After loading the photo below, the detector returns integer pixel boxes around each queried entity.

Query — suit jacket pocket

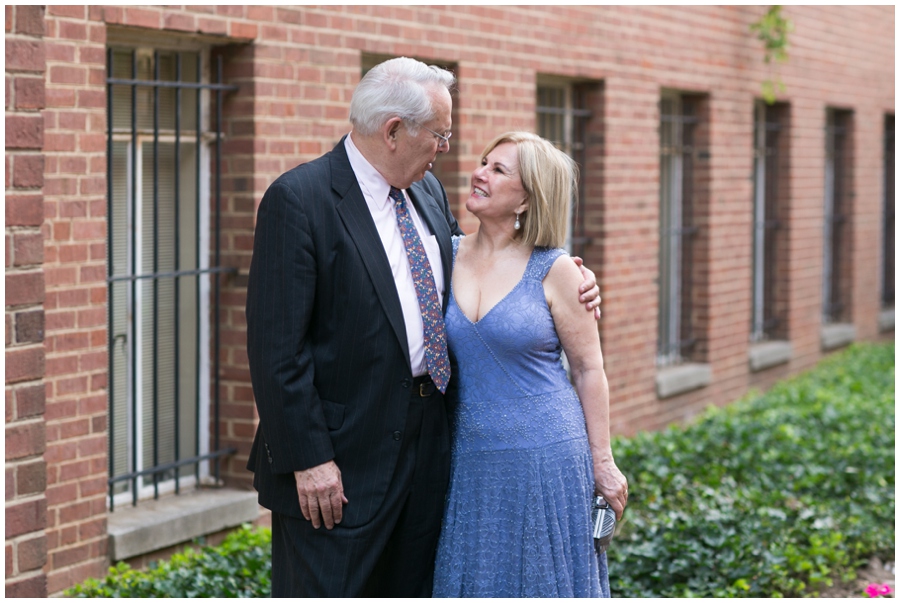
[320,398,345,430]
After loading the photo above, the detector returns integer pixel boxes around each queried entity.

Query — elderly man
[245,57,600,597]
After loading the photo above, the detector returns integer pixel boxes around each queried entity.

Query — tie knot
[389,187,404,205]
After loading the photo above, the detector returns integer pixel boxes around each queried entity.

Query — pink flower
[865,583,893,598]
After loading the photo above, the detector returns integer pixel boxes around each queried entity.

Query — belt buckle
[419,381,434,397]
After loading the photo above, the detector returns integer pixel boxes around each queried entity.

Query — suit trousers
[271,386,450,597]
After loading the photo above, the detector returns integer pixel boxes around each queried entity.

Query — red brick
[163,11,197,32]
[5,345,45,384]
[12,153,44,188]
[5,5,11,32]
[5,497,46,538]
[17,534,47,572]
[57,20,87,41]
[5,39,45,73]
[51,542,92,570]
[197,17,228,35]
[13,382,45,418]
[48,64,85,85]
[14,5,45,36]
[5,420,45,460]
[5,193,44,226]
[4,574,47,598]
[230,21,258,39]
[14,309,44,343]
[14,76,45,110]
[76,435,105,457]
[6,271,45,306]
[124,6,161,29]
[5,114,43,149]
[16,459,46,497]
[13,231,44,266]
[46,5,85,18]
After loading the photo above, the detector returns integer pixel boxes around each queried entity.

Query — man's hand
[572,257,602,320]
[294,460,348,529]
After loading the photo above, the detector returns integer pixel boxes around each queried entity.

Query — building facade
[4,4,894,595]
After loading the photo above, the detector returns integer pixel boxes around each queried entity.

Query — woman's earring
[514,212,521,230]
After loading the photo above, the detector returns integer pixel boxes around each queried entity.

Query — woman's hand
[594,455,628,521]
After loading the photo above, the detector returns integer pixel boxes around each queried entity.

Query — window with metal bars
[823,109,853,324]
[106,46,237,510]
[657,93,700,366]
[751,101,787,341]
[883,114,894,308]
[536,82,591,259]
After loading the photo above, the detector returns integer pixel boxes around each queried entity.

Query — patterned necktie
[389,186,451,393]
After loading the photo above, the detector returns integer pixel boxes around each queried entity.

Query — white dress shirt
[344,134,445,377]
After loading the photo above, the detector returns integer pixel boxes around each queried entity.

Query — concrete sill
[820,323,856,351]
[656,363,712,399]
[108,488,259,561]
[748,340,793,372]
[879,308,894,332]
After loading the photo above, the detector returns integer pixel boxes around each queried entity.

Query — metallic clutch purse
[591,495,616,553]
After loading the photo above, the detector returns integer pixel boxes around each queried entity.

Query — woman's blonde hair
[480,131,578,248]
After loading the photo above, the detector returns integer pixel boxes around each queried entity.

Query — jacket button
[401,378,411,388]
[392,431,402,441]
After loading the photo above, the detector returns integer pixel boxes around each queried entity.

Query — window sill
[879,308,894,332]
[820,323,856,351]
[656,363,712,399]
[748,340,793,372]
[107,488,260,561]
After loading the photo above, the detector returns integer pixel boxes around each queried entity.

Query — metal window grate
[106,48,238,510]
[658,95,699,365]
[537,84,592,258]
[751,102,785,341]
[823,109,851,323]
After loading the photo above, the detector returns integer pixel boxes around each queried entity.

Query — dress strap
[451,234,463,269]
[523,246,567,281]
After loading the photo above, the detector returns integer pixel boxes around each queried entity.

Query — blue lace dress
[433,237,609,598]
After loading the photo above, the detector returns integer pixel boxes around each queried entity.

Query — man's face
[391,85,452,189]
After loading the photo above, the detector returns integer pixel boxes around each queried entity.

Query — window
[536,81,592,259]
[106,46,236,509]
[658,93,702,366]
[823,109,853,324]
[751,101,787,341]
[882,114,894,309]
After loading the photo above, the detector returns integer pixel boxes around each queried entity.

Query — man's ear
[383,117,404,151]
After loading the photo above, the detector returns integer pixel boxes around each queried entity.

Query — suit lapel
[330,142,411,369]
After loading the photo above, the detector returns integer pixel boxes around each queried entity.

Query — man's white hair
[349,57,456,136]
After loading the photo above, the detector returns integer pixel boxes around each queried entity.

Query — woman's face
[466,142,528,224]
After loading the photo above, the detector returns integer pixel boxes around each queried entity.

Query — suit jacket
[246,137,463,527]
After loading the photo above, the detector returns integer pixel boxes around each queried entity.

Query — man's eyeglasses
[408,120,452,149]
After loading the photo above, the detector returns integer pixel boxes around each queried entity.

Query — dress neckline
[451,242,537,326]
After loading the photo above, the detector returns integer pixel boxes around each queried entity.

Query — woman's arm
[545,255,628,520]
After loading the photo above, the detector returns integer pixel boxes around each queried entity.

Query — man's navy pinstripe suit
[246,137,463,596]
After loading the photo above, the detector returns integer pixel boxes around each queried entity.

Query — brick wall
[6,4,893,595]
[5,5,49,598]
[40,5,110,593]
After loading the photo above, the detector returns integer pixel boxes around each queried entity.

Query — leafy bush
[66,344,892,598]
[608,343,895,597]
[65,524,271,598]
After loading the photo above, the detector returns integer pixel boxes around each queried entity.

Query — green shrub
[65,524,271,598]
[67,344,892,598]
[608,343,895,597]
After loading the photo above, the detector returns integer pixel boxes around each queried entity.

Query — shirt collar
[344,133,393,210]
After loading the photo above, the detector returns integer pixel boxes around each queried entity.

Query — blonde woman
[433,132,627,597]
